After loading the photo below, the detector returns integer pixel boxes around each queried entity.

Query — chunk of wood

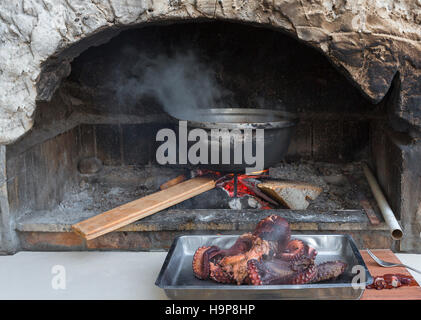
[257,180,322,210]
[359,198,381,225]
[160,174,187,190]
[72,177,215,240]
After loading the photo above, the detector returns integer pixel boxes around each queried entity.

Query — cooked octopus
[192,215,347,285]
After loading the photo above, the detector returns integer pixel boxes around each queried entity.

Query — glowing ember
[193,169,274,209]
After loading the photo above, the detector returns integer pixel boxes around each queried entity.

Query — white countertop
[0,251,420,299]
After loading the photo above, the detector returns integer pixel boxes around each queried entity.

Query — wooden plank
[72,177,215,240]
[360,249,421,300]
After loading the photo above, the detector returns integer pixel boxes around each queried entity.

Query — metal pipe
[363,163,403,240]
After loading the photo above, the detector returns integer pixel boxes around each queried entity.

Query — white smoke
[111,47,232,119]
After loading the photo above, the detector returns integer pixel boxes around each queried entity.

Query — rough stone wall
[0,0,421,144]
[400,141,421,252]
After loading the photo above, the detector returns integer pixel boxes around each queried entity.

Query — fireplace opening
[5,21,404,252]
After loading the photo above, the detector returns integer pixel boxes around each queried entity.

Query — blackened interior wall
[63,22,385,162]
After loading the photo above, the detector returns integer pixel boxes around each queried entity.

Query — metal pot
[171,108,298,173]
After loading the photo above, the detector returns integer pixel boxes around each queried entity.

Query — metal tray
[155,234,373,300]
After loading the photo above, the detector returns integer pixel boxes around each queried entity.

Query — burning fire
[194,169,275,209]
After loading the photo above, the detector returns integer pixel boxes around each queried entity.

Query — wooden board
[72,177,215,240]
[358,198,381,225]
[360,249,421,300]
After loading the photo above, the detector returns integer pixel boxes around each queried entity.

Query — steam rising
[111,47,231,119]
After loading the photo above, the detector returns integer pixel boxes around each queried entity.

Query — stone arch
[1,0,420,144]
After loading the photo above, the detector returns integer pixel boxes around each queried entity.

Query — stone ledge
[17,229,395,252]
[16,208,388,233]
[15,208,393,251]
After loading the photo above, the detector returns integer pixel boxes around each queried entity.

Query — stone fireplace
[1,1,421,254]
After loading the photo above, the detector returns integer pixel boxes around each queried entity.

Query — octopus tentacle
[279,240,306,261]
[367,273,417,290]
[279,240,318,262]
[247,259,263,285]
[291,264,317,284]
[310,261,347,283]
[218,236,270,284]
[214,233,254,258]
[253,215,290,255]
[247,258,317,285]
[192,246,219,279]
